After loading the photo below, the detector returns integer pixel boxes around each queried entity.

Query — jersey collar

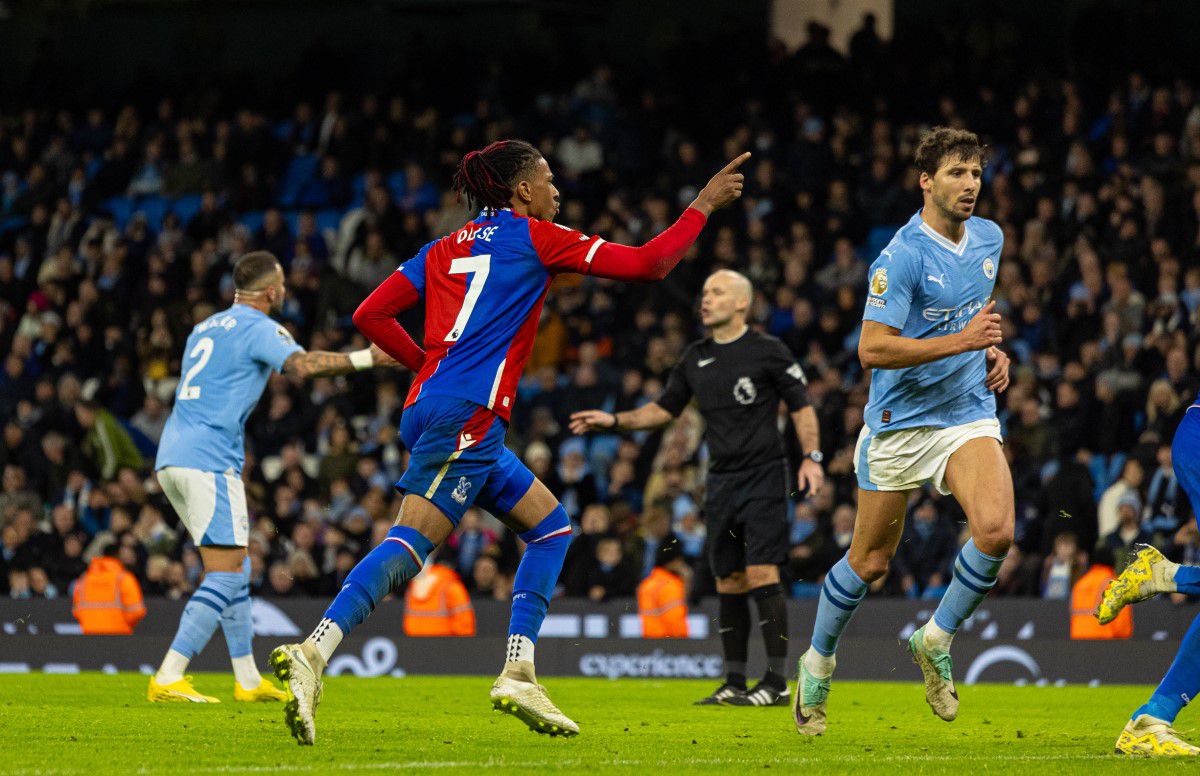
[918,219,971,256]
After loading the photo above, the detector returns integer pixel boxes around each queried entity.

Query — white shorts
[157,466,250,547]
[853,418,1002,496]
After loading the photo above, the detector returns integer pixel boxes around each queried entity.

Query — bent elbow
[858,341,876,370]
[351,302,373,334]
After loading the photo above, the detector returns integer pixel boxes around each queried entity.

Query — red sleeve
[527,218,608,274]
[587,207,707,281]
[352,271,427,371]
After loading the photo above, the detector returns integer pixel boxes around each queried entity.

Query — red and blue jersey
[398,208,605,421]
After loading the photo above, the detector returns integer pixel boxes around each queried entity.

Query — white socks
[924,619,954,651]
[307,618,344,665]
[804,649,836,679]
[232,655,261,689]
[155,649,190,685]
[505,634,535,666]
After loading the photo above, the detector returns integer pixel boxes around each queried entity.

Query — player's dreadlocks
[452,139,542,210]
[914,126,987,177]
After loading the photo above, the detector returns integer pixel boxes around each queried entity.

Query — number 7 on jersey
[445,254,491,342]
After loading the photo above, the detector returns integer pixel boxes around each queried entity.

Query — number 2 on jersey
[178,337,214,400]
[445,254,491,342]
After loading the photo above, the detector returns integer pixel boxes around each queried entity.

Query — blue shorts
[1173,406,1200,525]
[397,396,535,526]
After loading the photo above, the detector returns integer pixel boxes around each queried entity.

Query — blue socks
[1136,612,1200,724]
[509,505,573,642]
[812,555,868,657]
[219,556,253,658]
[323,525,434,635]
[934,539,1005,635]
[1173,565,1200,595]
[169,569,244,660]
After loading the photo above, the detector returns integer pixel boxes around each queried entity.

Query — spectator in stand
[637,535,689,638]
[892,497,958,599]
[1098,460,1146,542]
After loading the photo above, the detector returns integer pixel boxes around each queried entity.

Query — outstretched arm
[533,152,750,282]
[569,402,675,433]
[282,344,394,379]
[586,153,750,282]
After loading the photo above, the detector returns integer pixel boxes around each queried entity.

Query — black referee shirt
[656,329,810,473]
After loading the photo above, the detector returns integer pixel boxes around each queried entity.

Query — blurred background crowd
[3,7,1200,608]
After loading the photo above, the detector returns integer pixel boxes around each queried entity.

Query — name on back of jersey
[456,225,499,243]
[194,314,239,334]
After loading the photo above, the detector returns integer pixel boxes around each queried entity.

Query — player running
[1094,398,1200,756]
[148,251,396,703]
[270,139,748,745]
[793,127,1013,735]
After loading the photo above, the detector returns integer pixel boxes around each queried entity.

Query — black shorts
[703,458,790,579]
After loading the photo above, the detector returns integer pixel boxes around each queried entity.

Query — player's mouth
[958,196,976,207]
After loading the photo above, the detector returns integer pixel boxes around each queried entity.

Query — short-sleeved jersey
[657,330,809,473]
[401,208,605,421]
[861,210,1003,431]
[156,304,303,474]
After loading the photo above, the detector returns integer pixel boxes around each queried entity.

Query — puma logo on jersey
[927,274,946,288]
[698,357,716,367]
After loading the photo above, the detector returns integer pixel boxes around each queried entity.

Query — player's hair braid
[452,139,542,211]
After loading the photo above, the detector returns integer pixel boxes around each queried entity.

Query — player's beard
[934,187,970,224]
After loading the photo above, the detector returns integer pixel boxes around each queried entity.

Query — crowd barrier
[1,598,1193,685]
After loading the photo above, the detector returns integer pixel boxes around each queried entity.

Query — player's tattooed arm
[283,344,394,379]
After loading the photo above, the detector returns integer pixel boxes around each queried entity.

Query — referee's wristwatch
[804,450,825,464]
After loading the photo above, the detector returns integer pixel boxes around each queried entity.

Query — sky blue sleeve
[247,319,304,372]
[396,240,433,297]
[862,243,919,330]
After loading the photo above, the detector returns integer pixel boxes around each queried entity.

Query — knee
[848,549,893,583]
[974,529,1012,559]
[716,572,748,595]
[746,565,780,589]
[973,515,1015,558]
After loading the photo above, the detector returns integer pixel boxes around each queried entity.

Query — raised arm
[587,153,750,282]
[532,153,750,282]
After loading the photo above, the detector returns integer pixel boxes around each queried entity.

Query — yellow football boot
[147,675,220,703]
[1095,544,1176,625]
[234,678,288,702]
[1115,715,1200,756]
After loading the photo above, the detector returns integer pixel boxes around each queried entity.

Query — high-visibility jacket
[638,567,688,638]
[72,557,146,635]
[1071,564,1132,640]
[404,565,476,637]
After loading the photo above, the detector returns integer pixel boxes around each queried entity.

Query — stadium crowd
[3,19,1200,607]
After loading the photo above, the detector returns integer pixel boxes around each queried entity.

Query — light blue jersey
[861,210,1003,431]
[156,304,303,474]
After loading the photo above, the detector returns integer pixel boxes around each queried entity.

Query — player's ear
[919,171,931,192]
[512,179,533,205]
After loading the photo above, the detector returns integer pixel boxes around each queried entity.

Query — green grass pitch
[0,674,1196,774]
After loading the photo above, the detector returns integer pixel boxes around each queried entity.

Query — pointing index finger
[720,151,752,173]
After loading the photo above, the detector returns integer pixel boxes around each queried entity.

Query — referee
[570,269,824,707]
